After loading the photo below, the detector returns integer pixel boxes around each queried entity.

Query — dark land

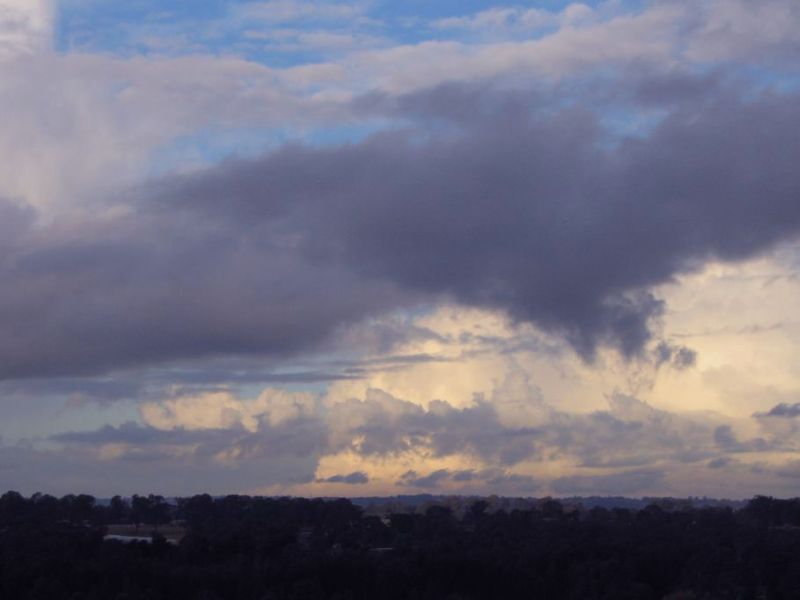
[2,491,800,599]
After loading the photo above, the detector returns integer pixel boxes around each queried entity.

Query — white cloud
[2,0,798,217]
[140,388,320,432]
[0,0,52,59]
[0,51,358,214]
[685,0,800,63]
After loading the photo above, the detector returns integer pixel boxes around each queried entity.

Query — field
[105,523,186,543]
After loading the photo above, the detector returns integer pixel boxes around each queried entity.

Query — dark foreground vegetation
[2,492,800,599]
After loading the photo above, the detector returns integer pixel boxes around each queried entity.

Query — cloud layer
[1,0,800,497]
[1,74,799,380]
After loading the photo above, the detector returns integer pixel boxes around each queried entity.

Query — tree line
[1,490,800,599]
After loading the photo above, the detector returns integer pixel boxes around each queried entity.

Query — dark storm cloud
[155,79,800,361]
[0,74,799,378]
[0,196,407,379]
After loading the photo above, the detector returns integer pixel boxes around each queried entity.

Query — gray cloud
[42,414,329,495]
[0,196,408,380]
[0,73,797,381]
[654,341,697,370]
[395,467,539,493]
[754,402,800,419]
[155,78,800,362]
[0,377,143,406]
[452,469,476,482]
[713,425,770,453]
[1,382,790,495]
[775,460,800,479]
[707,457,733,469]
[397,469,452,489]
[54,416,327,459]
[3,430,323,498]
[551,469,665,495]
[316,471,369,485]
[327,389,742,473]
[484,472,539,493]
[328,389,542,465]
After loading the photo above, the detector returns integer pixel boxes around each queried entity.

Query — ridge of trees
[1,490,800,599]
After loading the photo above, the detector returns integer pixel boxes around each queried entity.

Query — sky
[1,0,800,499]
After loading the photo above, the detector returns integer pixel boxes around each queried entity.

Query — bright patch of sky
[55,1,646,65]
[148,118,400,176]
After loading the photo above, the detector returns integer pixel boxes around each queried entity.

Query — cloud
[397,469,451,489]
[0,193,409,379]
[752,402,800,443]
[0,51,355,215]
[551,468,665,495]
[0,0,52,59]
[754,403,800,419]
[324,387,743,478]
[434,7,555,34]
[326,388,542,465]
[59,378,742,493]
[684,0,800,64]
[425,0,800,82]
[147,80,800,363]
[653,341,697,371]
[53,415,327,460]
[317,471,369,484]
[140,389,322,432]
[713,425,770,453]
[2,0,800,500]
[452,469,476,482]
[484,471,539,493]
[0,376,792,495]
[707,456,732,469]
[775,460,800,479]
[0,9,798,381]
[395,467,539,493]
[39,410,328,495]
